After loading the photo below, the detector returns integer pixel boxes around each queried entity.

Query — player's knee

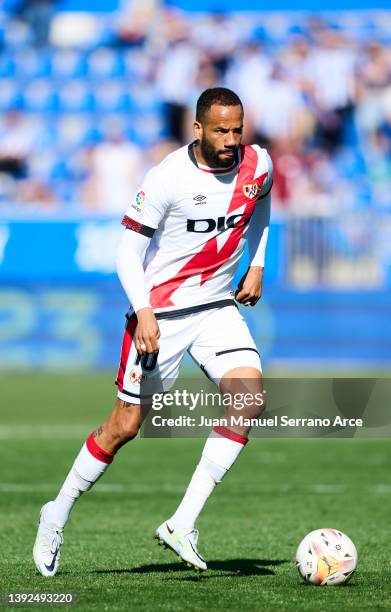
[114,400,142,443]
[234,392,266,422]
[119,409,141,441]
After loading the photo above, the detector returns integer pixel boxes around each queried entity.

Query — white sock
[44,434,114,528]
[168,427,248,531]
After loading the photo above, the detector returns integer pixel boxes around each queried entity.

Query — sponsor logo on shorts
[131,190,146,213]
[243,182,259,199]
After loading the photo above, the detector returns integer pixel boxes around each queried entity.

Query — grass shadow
[95,558,289,578]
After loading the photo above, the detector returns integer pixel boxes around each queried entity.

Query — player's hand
[234,266,264,307]
[135,307,160,354]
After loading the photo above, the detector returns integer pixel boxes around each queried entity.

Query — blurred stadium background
[1,0,391,374]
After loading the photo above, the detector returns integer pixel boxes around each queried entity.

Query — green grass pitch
[0,373,390,611]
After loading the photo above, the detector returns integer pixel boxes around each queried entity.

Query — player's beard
[199,137,238,169]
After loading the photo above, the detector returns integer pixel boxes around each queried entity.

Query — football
[296,528,358,585]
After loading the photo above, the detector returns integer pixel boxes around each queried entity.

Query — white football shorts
[115,303,261,404]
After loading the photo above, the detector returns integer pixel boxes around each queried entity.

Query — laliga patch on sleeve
[131,190,146,213]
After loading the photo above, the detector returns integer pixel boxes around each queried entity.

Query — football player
[33,87,272,575]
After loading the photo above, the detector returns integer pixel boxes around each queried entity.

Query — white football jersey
[122,142,272,314]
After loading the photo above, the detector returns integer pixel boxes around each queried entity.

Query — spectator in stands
[245,61,311,150]
[304,23,357,151]
[112,0,159,47]
[157,36,200,143]
[81,125,143,214]
[357,40,391,93]
[0,6,389,219]
[281,33,314,99]
[0,110,56,207]
[14,0,55,47]
[183,57,220,142]
[190,11,241,77]
[0,110,37,179]
[355,40,391,138]
[225,39,272,138]
[227,39,272,92]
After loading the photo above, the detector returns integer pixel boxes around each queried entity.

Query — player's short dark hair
[196,87,243,122]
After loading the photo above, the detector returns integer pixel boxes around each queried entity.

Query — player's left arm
[234,191,271,306]
[235,148,273,307]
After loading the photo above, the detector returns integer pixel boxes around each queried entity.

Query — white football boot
[155,522,207,571]
[33,503,64,577]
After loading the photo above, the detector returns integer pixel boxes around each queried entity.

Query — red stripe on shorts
[116,313,138,392]
[213,425,248,445]
[86,433,114,464]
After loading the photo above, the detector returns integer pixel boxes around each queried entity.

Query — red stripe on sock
[213,425,248,445]
[86,434,115,464]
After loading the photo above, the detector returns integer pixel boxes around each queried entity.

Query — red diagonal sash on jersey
[150,146,267,308]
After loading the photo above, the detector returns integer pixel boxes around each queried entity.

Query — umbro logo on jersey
[193,194,207,205]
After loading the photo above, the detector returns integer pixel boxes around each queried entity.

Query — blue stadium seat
[129,84,163,114]
[0,53,15,78]
[80,125,104,146]
[4,20,32,49]
[29,148,59,183]
[0,79,23,111]
[36,121,59,150]
[58,81,94,112]
[93,81,132,113]
[56,115,93,150]
[13,49,51,79]
[51,50,87,79]
[50,159,71,180]
[48,164,75,204]
[132,112,164,146]
[123,49,150,79]
[22,80,58,112]
[86,48,125,79]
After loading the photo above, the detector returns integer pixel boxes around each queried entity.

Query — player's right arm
[117,230,160,353]
[117,165,170,354]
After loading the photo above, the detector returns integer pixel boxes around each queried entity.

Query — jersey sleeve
[252,145,273,199]
[121,165,171,236]
[117,229,151,313]
[247,192,271,267]
[246,145,272,268]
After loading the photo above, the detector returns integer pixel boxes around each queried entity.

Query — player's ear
[193,120,202,141]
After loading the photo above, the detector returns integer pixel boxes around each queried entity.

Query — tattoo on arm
[93,426,103,438]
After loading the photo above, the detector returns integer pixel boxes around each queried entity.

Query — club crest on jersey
[131,190,145,213]
[243,182,259,199]
[129,367,144,386]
